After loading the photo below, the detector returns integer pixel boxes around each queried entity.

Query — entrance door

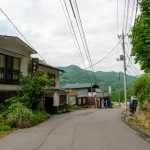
[45,97,53,114]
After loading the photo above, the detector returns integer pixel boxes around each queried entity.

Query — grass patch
[58,110,62,114]
[0,130,11,138]
[125,116,150,136]
[0,124,11,138]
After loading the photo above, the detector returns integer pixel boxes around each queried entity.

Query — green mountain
[59,65,136,92]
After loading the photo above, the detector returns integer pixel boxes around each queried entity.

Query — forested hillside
[59,65,136,92]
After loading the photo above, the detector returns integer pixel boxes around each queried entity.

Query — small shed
[96,91,110,108]
[63,83,99,106]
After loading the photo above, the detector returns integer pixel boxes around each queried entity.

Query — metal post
[122,30,127,110]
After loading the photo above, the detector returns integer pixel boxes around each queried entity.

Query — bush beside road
[122,109,150,142]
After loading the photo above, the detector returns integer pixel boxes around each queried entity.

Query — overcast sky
[0,0,143,76]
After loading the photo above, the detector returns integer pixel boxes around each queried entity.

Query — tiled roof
[62,83,99,89]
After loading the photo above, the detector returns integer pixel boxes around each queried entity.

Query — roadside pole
[122,30,127,110]
[117,30,127,109]
[118,72,120,106]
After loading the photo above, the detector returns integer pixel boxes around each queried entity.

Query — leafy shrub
[6,103,33,128]
[66,108,74,112]
[73,105,81,109]
[58,110,62,114]
[31,111,48,125]
[0,103,5,112]
[125,116,135,123]
[67,104,72,109]
[62,109,66,113]
[72,105,79,109]
[0,124,11,132]
[140,117,147,127]
[132,74,150,108]
[21,69,51,109]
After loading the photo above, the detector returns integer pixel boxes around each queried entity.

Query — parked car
[129,98,138,115]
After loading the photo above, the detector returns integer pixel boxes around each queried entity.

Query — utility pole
[118,72,120,106]
[122,30,127,110]
[117,30,127,109]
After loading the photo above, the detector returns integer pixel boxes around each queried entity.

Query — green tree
[132,74,150,108]
[20,69,51,109]
[110,89,132,103]
[130,0,150,73]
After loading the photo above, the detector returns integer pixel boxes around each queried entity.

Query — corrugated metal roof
[62,83,99,89]
[95,89,103,92]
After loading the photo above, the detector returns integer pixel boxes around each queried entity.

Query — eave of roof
[0,35,37,54]
[0,47,26,57]
[62,83,99,89]
[39,62,65,73]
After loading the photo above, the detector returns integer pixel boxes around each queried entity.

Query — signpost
[32,58,39,74]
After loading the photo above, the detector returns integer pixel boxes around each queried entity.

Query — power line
[127,0,136,33]
[125,48,141,75]
[74,0,93,70]
[0,8,47,63]
[117,0,119,34]
[87,40,121,69]
[0,8,32,48]
[61,0,92,82]
[60,0,82,60]
[123,0,127,31]
[69,0,92,71]
[69,0,76,19]
[127,67,137,76]
[125,0,137,72]
[126,0,136,52]
[73,0,97,82]
[63,40,122,75]
[134,0,139,27]
[94,65,123,69]
[124,0,130,34]
[76,40,122,73]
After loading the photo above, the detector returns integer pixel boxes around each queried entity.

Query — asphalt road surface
[0,108,149,150]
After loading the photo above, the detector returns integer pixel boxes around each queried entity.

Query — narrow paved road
[0,108,149,150]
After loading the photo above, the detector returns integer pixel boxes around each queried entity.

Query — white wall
[39,66,60,89]
[0,84,20,91]
[0,38,33,91]
[88,92,96,97]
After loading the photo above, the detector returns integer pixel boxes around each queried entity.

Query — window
[0,54,5,82]
[6,56,13,69]
[83,98,86,104]
[0,54,20,84]
[47,73,55,86]
[69,96,76,105]
[0,54,5,68]
[59,95,66,105]
[78,99,81,105]
[13,58,20,70]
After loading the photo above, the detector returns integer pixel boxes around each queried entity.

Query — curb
[121,114,150,143]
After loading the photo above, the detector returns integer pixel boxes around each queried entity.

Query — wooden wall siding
[59,95,67,105]
[87,97,95,105]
